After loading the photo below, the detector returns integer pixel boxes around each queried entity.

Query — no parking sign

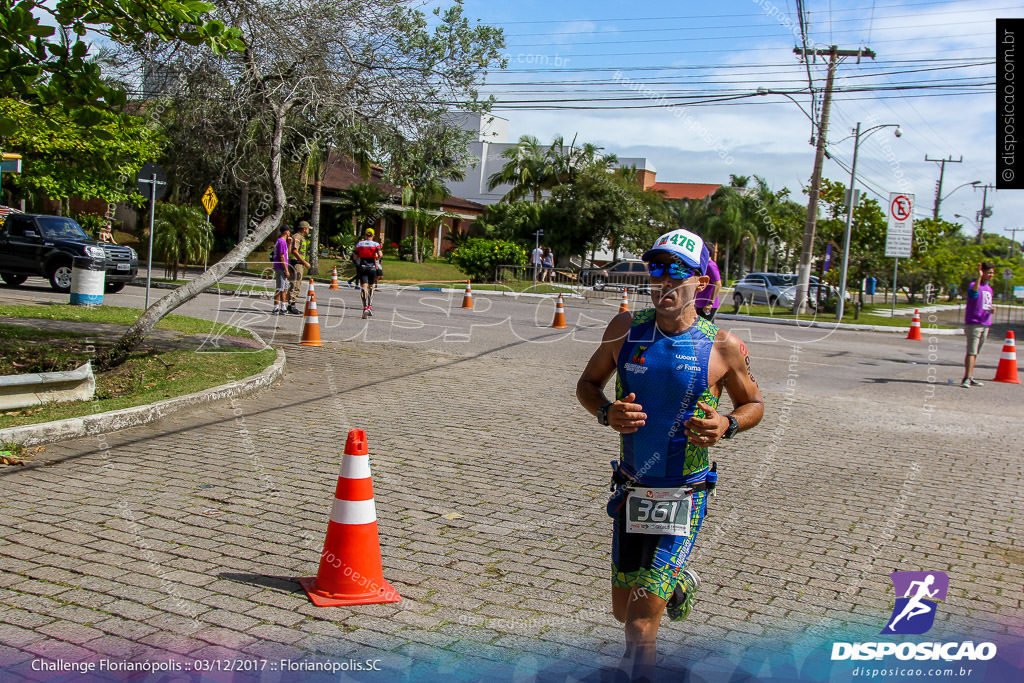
[885,193,914,258]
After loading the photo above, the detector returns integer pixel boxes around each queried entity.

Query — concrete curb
[0,348,286,447]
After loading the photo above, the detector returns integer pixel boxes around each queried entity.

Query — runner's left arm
[683,331,763,445]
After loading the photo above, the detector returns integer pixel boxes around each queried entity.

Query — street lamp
[835,121,902,322]
[756,87,818,145]
[934,180,980,219]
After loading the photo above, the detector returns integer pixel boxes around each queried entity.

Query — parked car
[0,214,138,292]
[578,259,649,291]
[732,272,848,308]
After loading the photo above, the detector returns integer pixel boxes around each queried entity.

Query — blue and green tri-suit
[610,309,719,601]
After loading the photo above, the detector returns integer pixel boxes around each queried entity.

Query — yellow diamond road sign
[201,186,218,215]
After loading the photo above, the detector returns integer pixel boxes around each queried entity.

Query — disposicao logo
[830,571,997,663]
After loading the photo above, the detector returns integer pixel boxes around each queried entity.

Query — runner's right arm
[576,312,647,434]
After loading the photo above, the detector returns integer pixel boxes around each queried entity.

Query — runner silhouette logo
[883,571,948,635]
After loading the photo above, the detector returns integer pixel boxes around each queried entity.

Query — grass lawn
[727,303,957,328]
[0,304,255,339]
[0,308,275,431]
[151,278,275,293]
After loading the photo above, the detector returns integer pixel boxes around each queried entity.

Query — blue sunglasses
[646,261,697,279]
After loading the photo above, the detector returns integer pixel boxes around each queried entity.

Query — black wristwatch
[597,401,614,426]
[722,414,739,439]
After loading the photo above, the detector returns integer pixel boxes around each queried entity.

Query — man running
[576,228,764,681]
[353,228,383,319]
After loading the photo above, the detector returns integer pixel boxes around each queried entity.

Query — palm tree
[335,182,389,237]
[153,203,212,281]
[487,135,552,203]
[703,187,747,282]
[301,142,335,275]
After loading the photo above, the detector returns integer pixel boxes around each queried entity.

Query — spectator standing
[695,247,722,320]
[961,262,996,387]
[531,245,543,282]
[272,226,291,315]
[99,223,117,244]
[540,247,555,283]
[287,221,311,314]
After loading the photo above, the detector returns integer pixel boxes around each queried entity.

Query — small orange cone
[299,278,322,346]
[299,430,401,606]
[330,266,340,290]
[992,330,1020,384]
[618,289,630,313]
[461,280,474,309]
[551,294,568,329]
[906,309,922,341]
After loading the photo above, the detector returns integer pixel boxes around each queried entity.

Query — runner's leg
[621,588,668,681]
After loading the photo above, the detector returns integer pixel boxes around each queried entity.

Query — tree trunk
[238,183,249,268]
[310,178,322,274]
[723,237,731,284]
[413,196,420,263]
[96,103,291,371]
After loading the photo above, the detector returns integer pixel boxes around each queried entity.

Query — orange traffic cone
[461,280,474,309]
[330,266,340,290]
[618,289,630,313]
[906,309,922,341]
[992,330,1020,384]
[551,294,568,329]
[299,278,322,346]
[299,430,401,607]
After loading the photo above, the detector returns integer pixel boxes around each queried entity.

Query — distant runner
[576,228,764,681]
[353,228,383,319]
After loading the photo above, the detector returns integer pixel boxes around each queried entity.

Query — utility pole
[1005,227,1022,258]
[975,183,995,244]
[792,45,875,314]
[925,154,962,219]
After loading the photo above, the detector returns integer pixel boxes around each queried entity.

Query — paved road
[0,280,1021,681]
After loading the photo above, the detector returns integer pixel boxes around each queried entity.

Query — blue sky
[435,0,1017,243]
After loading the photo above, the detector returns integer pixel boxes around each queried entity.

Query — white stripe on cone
[341,455,371,479]
[304,316,319,324]
[1001,351,1017,360]
[329,498,377,525]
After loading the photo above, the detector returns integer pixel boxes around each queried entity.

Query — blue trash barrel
[865,276,877,295]
[70,256,105,305]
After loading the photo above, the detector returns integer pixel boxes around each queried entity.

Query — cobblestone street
[0,296,1021,681]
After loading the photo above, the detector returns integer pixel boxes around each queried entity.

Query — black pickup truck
[0,213,138,292]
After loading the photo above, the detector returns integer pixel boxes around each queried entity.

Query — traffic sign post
[201,186,217,270]
[137,163,167,309]
[885,193,915,318]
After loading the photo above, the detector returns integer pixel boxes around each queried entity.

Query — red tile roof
[651,182,721,200]
[320,154,398,196]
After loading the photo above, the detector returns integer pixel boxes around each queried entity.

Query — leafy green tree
[385,123,468,261]
[472,200,546,243]
[96,0,504,368]
[0,98,161,208]
[153,203,212,280]
[335,182,389,237]
[545,165,659,262]
[0,0,243,133]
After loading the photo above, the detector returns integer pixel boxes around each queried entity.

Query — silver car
[732,272,837,308]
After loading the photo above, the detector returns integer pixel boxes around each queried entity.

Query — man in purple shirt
[695,250,722,321]
[272,226,292,315]
[961,262,996,387]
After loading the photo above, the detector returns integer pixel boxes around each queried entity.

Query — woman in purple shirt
[695,248,722,321]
